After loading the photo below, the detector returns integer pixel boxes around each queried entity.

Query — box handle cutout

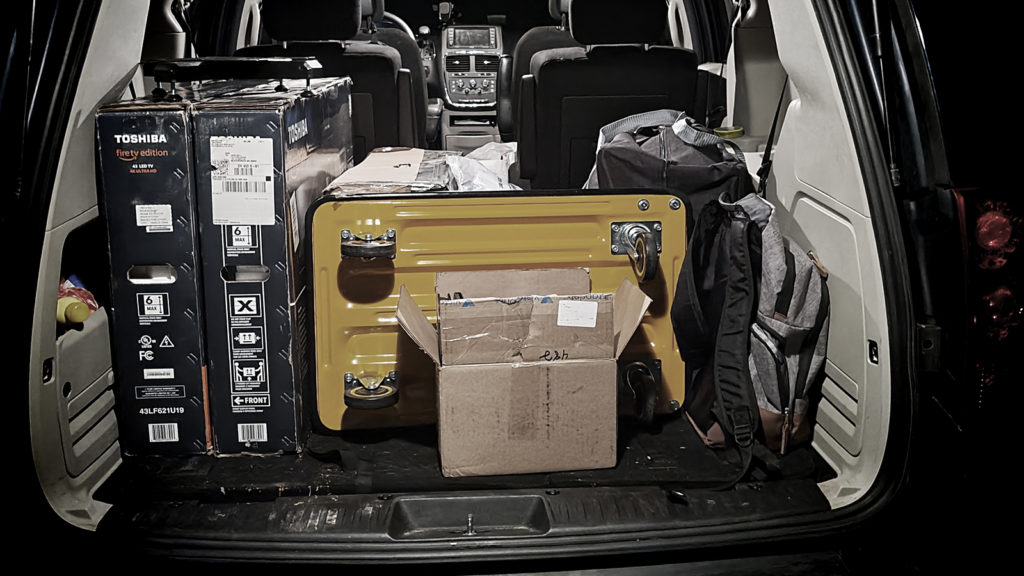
[127,264,178,285]
[220,265,271,283]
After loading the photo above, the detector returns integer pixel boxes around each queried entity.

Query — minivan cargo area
[20,0,937,566]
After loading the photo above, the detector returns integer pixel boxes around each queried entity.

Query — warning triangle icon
[159,335,175,348]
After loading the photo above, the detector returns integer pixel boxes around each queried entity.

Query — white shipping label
[210,136,275,225]
[135,204,172,233]
[288,193,300,249]
[557,300,599,328]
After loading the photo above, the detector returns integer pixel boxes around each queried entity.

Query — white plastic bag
[465,141,518,184]
[446,142,521,190]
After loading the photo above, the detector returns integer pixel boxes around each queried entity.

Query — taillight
[976,210,1012,250]
[959,191,1020,423]
[976,285,1020,341]
[974,201,1019,270]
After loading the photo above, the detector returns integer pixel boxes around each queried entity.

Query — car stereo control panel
[441,26,503,108]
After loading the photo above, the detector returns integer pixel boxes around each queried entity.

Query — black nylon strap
[712,216,761,449]
[756,75,789,197]
[775,242,796,319]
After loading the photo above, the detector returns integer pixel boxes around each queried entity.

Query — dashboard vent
[445,56,469,72]
[474,56,498,73]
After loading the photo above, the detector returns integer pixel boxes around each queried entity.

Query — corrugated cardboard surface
[96,104,211,455]
[437,360,618,477]
[438,295,614,365]
[395,272,652,477]
[324,148,460,194]
[194,77,352,453]
[436,269,591,299]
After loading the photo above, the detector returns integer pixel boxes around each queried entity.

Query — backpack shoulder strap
[709,200,764,486]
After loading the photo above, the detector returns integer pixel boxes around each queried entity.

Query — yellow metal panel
[311,193,686,430]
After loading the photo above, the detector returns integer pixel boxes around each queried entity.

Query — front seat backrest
[236,0,415,163]
[517,0,698,189]
[502,0,580,140]
[356,0,429,147]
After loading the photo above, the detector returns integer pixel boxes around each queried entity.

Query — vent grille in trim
[445,56,469,72]
[474,56,498,72]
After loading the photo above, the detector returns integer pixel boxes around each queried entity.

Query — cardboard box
[96,99,213,455]
[96,80,310,455]
[324,147,460,195]
[396,269,651,477]
[193,77,353,453]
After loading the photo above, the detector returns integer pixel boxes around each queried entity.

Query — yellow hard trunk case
[309,190,686,430]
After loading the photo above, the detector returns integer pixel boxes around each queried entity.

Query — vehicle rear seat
[499,0,581,141]
[236,0,416,163]
[355,0,429,147]
[517,0,698,189]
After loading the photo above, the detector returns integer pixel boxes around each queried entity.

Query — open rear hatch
[26,0,917,564]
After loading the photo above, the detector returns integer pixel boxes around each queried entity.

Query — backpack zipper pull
[781,408,793,455]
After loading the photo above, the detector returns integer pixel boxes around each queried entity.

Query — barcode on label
[238,423,268,443]
[232,165,255,176]
[148,423,179,443]
[221,180,268,194]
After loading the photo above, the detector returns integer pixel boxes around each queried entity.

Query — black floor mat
[97,414,833,504]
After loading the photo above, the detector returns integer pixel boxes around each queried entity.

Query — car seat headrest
[262,0,363,42]
[361,0,385,22]
[569,0,667,45]
[548,0,571,21]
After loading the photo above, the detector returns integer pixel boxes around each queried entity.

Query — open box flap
[436,268,591,299]
[332,147,425,183]
[396,285,441,365]
[613,279,653,358]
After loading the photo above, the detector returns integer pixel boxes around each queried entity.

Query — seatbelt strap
[170,0,196,58]
[756,76,789,197]
[724,0,749,63]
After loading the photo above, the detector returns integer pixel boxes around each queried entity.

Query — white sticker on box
[143,368,175,380]
[557,300,599,328]
[135,204,173,233]
[288,193,300,249]
[148,423,179,443]
[238,422,268,442]
[210,136,275,225]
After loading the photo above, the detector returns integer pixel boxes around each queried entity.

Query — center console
[439,25,504,152]
[441,26,502,108]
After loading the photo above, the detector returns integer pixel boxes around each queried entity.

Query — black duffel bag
[583,109,755,230]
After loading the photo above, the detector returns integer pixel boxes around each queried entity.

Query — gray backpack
[672,192,830,479]
[747,196,830,453]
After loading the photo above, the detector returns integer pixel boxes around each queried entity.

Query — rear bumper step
[100,481,828,561]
